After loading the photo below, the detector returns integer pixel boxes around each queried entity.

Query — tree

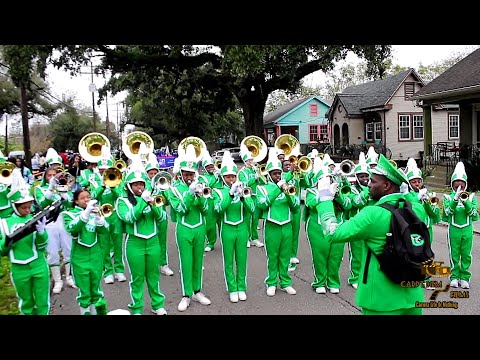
[265,83,324,114]
[49,45,392,140]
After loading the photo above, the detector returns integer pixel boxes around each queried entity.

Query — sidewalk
[434,191,480,235]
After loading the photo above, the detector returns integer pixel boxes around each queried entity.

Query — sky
[2,45,477,137]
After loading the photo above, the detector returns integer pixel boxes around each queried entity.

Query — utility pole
[20,85,32,168]
[116,102,120,150]
[105,87,109,139]
[4,114,8,155]
[89,61,97,131]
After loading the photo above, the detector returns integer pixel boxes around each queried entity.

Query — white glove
[189,180,199,195]
[141,189,153,203]
[213,169,221,177]
[85,200,98,215]
[35,217,47,234]
[277,179,287,189]
[229,181,239,196]
[400,182,409,194]
[454,186,462,201]
[48,177,58,191]
[417,188,428,201]
[44,189,54,200]
[94,212,105,226]
[60,192,71,201]
[317,176,335,201]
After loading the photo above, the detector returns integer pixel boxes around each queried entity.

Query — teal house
[263,96,331,148]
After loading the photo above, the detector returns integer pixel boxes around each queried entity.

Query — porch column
[459,103,473,146]
[423,106,432,156]
[276,125,281,137]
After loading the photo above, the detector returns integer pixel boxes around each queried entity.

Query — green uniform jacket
[63,206,110,246]
[442,192,479,228]
[257,182,300,225]
[167,181,209,229]
[405,190,441,228]
[0,213,48,263]
[318,193,427,311]
[213,186,255,224]
[0,184,13,219]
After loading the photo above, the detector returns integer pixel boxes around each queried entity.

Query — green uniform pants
[362,307,422,315]
[448,225,473,281]
[246,196,260,241]
[101,232,124,277]
[220,222,249,293]
[347,241,363,285]
[291,208,301,259]
[158,219,169,266]
[124,234,165,314]
[11,258,50,315]
[264,221,292,288]
[71,242,106,310]
[175,223,206,297]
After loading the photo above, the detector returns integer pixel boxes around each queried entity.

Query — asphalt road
[50,217,480,315]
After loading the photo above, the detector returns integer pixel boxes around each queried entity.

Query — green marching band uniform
[0,169,50,315]
[317,154,429,314]
[212,150,255,302]
[442,161,478,289]
[115,156,168,315]
[164,144,211,312]
[256,148,300,296]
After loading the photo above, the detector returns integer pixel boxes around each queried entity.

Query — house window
[399,115,411,140]
[413,115,424,140]
[310,104,318,117]
[448,113,460,139]
[309,124,328,142]
[366,122,382,142]
[404,82,415,100]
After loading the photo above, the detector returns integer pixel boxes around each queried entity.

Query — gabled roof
[414,48,480,99]
[263,96,331,125]
[337,69,418,115]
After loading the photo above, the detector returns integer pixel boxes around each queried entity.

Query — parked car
[212,149,225,162]
[228,147,241,161]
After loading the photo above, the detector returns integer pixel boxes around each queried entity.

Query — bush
[0,257,20,315]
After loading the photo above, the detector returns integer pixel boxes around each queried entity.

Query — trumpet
[152,171,172,191]
[389,159,398,168]
[338,159,355,177]
[338,184,351,195]
[428,195,440,205]
[54,171,75,192]
[195,183,212,198]
[99,203,114,217]
[280,183,297,195]
[236,183,252,198]
[150,195,166,207]
[103,167,123,188]
[459,191,470,201]
[214,160,222,170]
[0,161,16,185]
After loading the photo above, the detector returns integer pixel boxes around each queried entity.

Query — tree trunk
[237,89,268,140]
[20,85,32,168]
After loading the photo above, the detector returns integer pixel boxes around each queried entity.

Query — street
[49,217,480,315]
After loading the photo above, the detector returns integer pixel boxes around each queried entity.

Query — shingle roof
[414,48,480,98]
[339,69,413,115]
[263,97,308,125]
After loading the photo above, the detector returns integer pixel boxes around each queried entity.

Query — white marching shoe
[192,292,211,305]
[266,286,276,297]
[450,279,459,288]
[459,280,470,289]
[250,240,264,248]
[51,266,63,294]
[64,263,77,288]
[177,297,191,312]
[328,287,340,294]
[238,291,247,301]
[315,287,327,294]
[204,246,212,252]
[151,308,167,315]
[115,273,127,282]
[290,257,300,264]
[351,283,358,290]
[160,265,174,276]
[281,286,297,295]
[104,275,115,284]
[229,292,239,303]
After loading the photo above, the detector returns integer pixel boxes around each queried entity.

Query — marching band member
[198,150,222,252]
[442,161,478,289]
[346,152,371,289]
[63,188,109,315]
[90,146,127,284]
[34,166,76,293]
[0,169,50,315]
[256,148,300,297]
[116,158,168,315]
[365,146,378,168]
[77,161,100,190]
[166,144,211,312]
[146,153,174,277]
[0,154,14,219]
[212,151,255,302]
[238,143,264,248]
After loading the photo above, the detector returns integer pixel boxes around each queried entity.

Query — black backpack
[363,198,435,284]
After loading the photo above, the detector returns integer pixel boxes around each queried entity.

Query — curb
[435,221,480,235]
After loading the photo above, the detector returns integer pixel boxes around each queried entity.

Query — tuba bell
[274,134,300,158]
[178,137,207,163]
[114,159,127,172]
[240,135,268,163]
[151,171,172,191]
[103,167,123,188]
[0,161,16,185]
[122,131,154,160]
[79,132,111,163]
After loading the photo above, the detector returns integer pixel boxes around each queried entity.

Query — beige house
[328,69,457,163]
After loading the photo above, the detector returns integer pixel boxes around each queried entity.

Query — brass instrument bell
[103,167,123,188]
[459,191,470,201]
[297,156,313,173]
[115,159,127,172]
[99,203,114,217]
[339,159,355,177]
[151,171,172,191]
[178,137,207,162]
[240,135,268,163]
[54,171,75,192]
[122,131,154,160]
[150,195,166,207]
[78,132,111,163]
[274,134,300,158]
[0,161,16,185]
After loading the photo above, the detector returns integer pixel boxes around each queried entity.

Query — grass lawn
[0,257,20,315]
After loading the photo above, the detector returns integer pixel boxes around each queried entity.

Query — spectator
[31,154,40,172]
[14,157,34,186]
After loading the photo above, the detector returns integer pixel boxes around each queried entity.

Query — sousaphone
[79,132,111,164]
[122,131,155,160]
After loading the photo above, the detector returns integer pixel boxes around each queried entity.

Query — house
[327,69,458,163]
[263,96,331,152]
[414,48,480,156]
